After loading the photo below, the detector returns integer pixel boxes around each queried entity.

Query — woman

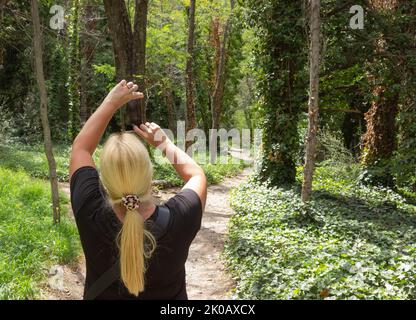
[69,80,207,299]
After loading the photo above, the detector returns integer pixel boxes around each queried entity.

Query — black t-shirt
[69,166,202,300]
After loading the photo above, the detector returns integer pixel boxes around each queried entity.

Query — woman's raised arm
[69,80,143,179]
[133,122,207,210]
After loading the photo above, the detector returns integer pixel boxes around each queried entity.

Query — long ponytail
[100,132,155,296]
[118,209,155,295]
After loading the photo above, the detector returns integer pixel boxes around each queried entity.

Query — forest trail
[40,167,252,300]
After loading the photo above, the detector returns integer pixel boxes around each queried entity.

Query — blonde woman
[69,80,207,299]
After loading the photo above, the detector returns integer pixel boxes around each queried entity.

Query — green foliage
[317,128,355,165]
[93,64,116,89]
[225,164,416,299]
[0,143,72,182]
[0,167,80,299]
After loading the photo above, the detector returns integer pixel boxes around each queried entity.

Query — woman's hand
[133,122,171,148]
[103,79,144,109]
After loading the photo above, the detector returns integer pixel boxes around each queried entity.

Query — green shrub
[0,167,80,299]
[225,165,416,299]
[0,143,71,182]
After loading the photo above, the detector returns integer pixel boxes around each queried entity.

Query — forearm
[161,140,204,182]
[72,99,117,154]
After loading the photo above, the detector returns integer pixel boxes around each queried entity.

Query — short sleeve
[70,166,102,218]
[164,188,203,241]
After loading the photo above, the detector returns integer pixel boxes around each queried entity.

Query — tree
[209,0,235,163]
[30,0,60,223]
[360,0,412,186]
[210,0,234,132]
[245,0,308,185]
[301,0,321,202]
[103,0,148,126]
[185,0,197,146]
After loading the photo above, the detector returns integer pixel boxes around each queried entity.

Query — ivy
[243,0,308,185]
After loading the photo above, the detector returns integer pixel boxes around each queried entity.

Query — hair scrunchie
[121,195,141,211]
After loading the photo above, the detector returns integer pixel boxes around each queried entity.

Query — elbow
[192,167,206,182]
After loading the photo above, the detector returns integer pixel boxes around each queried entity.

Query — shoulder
[70,166,103,218]
[164,189,203,237]
[165,189,203,216]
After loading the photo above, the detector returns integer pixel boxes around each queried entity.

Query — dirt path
[40,168,251,300]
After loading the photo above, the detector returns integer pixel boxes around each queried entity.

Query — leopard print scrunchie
[121,195,141,211]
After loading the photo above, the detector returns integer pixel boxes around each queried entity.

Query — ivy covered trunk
[246,0,307,185]
[361,0,403,186]
[362,86,399,163]
[68,0,81,140]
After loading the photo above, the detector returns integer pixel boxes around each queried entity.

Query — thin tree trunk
[210,0,234,131]
[30,0,60,223]
[209,0,234,163]
[185,0,197,147]
[301,0,321,203]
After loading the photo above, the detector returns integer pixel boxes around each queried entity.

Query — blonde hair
[100,132,156,296]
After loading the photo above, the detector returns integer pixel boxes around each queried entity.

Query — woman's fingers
[133,125,148,138]
[129,84,138,93]
[149,122,160,131]
[140,123,152,134]
[131,91,144,99]
[126,81,134,89]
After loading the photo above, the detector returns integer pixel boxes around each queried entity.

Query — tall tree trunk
[103,0,147,127]
[209,0,234,163]
[362,86,399,162]
[80,1,96,127]
[185,0,197,148]
[301,0,321,203]
[362,0,400,167]
[210,0,234,131]
[30,0,60,223]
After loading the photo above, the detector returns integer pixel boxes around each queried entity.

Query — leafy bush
[0,167,80,299]
[317,129,355,165]
[225,165,416,299]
